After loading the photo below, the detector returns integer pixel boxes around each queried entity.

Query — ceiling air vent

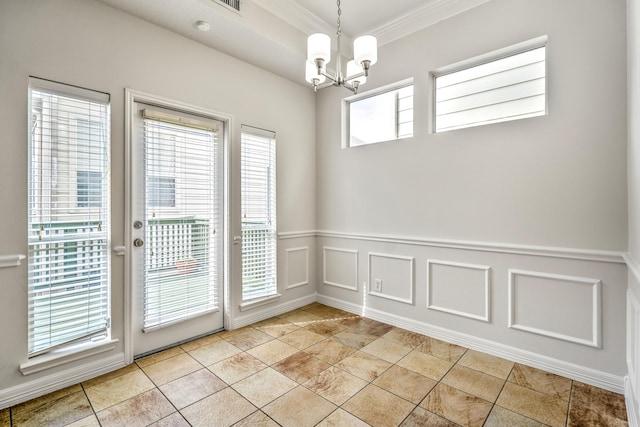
[214,0,241,12]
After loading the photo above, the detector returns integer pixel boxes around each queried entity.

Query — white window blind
[241,126,277,301]
[27,77,110,357]
[435,43,547,132]
[142,108,222,331]
[347,83,413,147]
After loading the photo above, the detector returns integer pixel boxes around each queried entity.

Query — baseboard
[0,353,126,410]
[231,293,318,329]
[317,294,625,394]
[626,376,639,427]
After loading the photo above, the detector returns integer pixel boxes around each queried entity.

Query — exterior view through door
[130,99,225,357]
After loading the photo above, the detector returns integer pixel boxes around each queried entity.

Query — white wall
[316,0,628,391]
[626,0,640,422]
[0,0,317,407]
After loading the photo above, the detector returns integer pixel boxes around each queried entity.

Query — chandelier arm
[343,71,365,82]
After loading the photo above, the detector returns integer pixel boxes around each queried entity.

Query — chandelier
[305,0,377,93]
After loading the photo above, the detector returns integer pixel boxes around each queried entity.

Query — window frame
[342,78,414,148]
[431,35,548,133]
[26,77,111,360]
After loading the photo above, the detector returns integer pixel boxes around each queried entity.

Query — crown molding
[251,0,334,36]
[369,0,491,46]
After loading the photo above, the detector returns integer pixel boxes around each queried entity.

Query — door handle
[133,238,144,247]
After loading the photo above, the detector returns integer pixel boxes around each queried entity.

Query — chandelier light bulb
[354,35,378,67]
[307,33,331,65]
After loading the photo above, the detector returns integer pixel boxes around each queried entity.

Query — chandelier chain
[336,0,341,37]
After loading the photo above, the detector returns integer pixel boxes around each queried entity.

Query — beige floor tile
[316,408,370,427]
[382,327,429,348]
[441,364,505,402]
[496,381,569,427]
[272,351,330,383]
[159,368,227,409]
[12,391,93,427]
[256,320,301,338]
[12,384,83,416]
[457,349,514,379]
[96,389,174,427]
[234,411,280,426]
[263,386,336,427]
[304,366,368,405]
[415,337,467,363]
[232,367,297,407]
[136,346,185,368]
[187,339,242,366]
[484,406,547,427]
[65,414,101,427]
[332,331,378,350]
[85,369,155,411]
[246,339,299,365]
[0,409,9,427]
[304,319,348,337]
[179,334,221,352]
[343,317,395,337]
[279,310,322,326]
[223,328,273,351]
[343,384,415,427]
[335,351,392,382]
[361,337,413,363]
[400,407,459,427]
[279,329,326,349]
[373,365,437,404]
[180,387,256,427]
[421,383,493,427]
[397,349,453,381]
[305,338,356,364]
[147,412,190,427]
[208,352,267,384]
[509,363,572,401]
[140,352,203,385]
[82,364,140,389]
[568,381,628,426]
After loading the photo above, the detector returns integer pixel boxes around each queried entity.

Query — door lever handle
[233,236,242,245]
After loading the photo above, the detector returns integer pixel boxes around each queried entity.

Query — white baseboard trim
[317,294,625,394]
[0,353,126,410]
[231,293,318,330]
[626,376,639,427]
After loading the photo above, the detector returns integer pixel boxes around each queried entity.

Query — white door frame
[123,88,232,363]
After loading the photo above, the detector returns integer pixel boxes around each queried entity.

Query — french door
[130,99,225,357]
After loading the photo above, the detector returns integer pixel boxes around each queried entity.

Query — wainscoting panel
[286,247,309,289]
[508,269,602,348]
[368,252,414,304]
[427,259,490,322]
[323,247,358,291]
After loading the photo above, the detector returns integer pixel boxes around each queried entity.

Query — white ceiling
[95,0,490,86]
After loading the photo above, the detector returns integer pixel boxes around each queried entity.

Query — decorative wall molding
[427,259,491,322]
[317,293,624,393]
[367,252,415,304]
[628,288,640,415]
[322,247,359,291]
[0,254,26,268]
[626,252,640,285]
[286,246,309,289]
[626,376,640,427]
[508,269,602,348]
[316,230,625,264]
[0,353,125,409]
[278,230,317,240]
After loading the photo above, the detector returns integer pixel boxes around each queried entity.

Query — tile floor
[1,303,629,427]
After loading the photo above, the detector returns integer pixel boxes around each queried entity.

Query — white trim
[316,229,625,264]
[508,269,602,348]
[626,252,640,285]
[426,259,491,322]
[278,230,317,239]
[316,293,624,393]
[628,288,640,406]
[1,353,125,409]
[0,254,26,268]
[627,376,640,427]
[239,294,282,312]
[231,293,317,330]
[20,339,119,376]
[286,246,309,289]
[367,252,415,305]
[322,247,359,291]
